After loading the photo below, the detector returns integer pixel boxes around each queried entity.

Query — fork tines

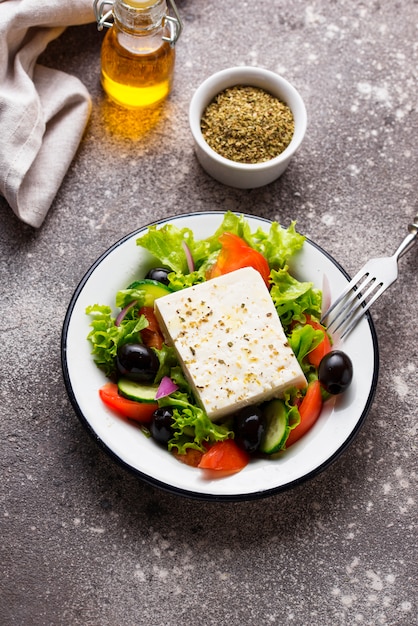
[321,262,384,339]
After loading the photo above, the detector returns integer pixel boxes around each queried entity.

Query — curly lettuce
[269,267,322,330]
[135,212,307,291]
[159,391,233,454]
[136,223,213,275]
[86,304,148,377]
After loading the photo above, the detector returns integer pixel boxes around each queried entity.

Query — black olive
[116,343,159,382]
[150,407,175,445]
[234,406,266,453]
[318,350,353,395]
[145,267,171,286]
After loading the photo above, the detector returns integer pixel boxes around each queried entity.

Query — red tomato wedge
[208,232,270,288]
[305,315,332,368]
[99,382,157,423]
[139,306,164,350]
[286,380,323,447]
[198,439,250,472]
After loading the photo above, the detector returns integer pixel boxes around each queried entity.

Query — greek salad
[86,212,352,474]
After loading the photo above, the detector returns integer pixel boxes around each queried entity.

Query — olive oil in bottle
[94,0,182,109]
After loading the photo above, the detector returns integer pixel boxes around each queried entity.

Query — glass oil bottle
[93,0,182,109]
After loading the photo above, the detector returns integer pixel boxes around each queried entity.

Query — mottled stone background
[1,1,417,624]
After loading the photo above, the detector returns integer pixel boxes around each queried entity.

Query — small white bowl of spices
[189,66,307,189]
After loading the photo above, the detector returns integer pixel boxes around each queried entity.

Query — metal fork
[321,213,418,339]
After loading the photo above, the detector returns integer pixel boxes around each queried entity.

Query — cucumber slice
[126,279,172,306]
[260,399,290,454]
[118,378,159,403]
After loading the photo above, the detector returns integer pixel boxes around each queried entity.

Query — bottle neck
[113,0,167,34]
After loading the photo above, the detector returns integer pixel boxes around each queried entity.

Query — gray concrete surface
[1,1,417,624]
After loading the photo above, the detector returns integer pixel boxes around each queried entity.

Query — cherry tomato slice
[198,439,250,472]
[304,315,332,368]
[99,382,157,423]
[286,380,323,447]
[209,232,270,288]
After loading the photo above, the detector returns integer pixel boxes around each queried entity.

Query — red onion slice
[155,376,179,399]
[115,300,137,327]
[182,240,195,273]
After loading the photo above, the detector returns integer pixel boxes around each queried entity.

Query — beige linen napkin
[0,0,96,228]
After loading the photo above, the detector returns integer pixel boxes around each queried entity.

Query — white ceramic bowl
[189,67,307,189]
[62,212,379,501]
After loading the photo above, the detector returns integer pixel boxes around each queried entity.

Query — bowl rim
[189,66,308,172]
[61,211,379,502]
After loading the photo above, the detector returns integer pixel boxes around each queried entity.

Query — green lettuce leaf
[136,223,212,274]
[270,267,322,329]
[247,221,305,269]
[288,324,323,373]
[152,344,179,384]
[86,304,148,377]
[115,288,150,310]
[202,212,254,248]
[166,268,208,291]
[159,391,233,454]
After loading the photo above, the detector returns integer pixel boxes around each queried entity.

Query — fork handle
[395,213,418,260]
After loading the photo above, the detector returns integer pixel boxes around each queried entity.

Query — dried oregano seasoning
[200,85,295,164]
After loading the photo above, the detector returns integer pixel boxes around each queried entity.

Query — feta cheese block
[154,266,307,420]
